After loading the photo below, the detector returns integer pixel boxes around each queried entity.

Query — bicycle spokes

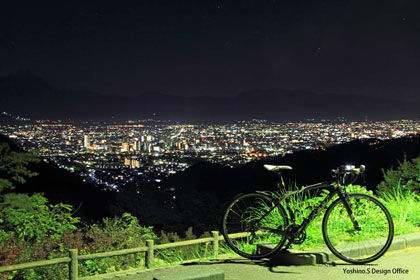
[222,193,288,259]
[323,193,393,264]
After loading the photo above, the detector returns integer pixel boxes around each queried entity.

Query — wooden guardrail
[0,231,246,280]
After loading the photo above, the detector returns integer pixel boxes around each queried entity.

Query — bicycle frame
[222,164,393,263]
[258,180,361,249]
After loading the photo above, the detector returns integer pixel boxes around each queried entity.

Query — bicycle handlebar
[332,164,365,175]
[331,164,365,185]
[352,165,365,175]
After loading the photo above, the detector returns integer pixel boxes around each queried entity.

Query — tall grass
[379,183,420,234]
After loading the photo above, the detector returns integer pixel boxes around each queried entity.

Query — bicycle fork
[337,191,362,231]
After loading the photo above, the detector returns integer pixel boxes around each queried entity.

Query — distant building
[124,158,140,168]
[121,142,130,152]
[84,135,90,149]
[131,159,140,168]
[133,139,140,151]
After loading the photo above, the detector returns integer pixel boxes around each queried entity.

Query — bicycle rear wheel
[222,192,288,259]
[322,193,394,264]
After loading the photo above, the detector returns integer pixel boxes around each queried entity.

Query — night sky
[1,0,420,102]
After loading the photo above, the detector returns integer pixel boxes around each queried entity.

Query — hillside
[0,135,115,221]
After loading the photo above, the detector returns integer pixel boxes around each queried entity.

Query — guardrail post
[69,249,78,280]
[146,240,154,269]
[211,231,219,257]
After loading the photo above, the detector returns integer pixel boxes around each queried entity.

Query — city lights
[1,118,418,191]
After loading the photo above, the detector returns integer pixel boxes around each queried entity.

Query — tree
[0,142,39,194]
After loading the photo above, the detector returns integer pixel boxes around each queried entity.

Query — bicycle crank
[285,224,307,245]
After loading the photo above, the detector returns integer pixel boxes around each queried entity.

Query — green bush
[0,193,79,243]
[376,154,420,233]
[0,194,81,280]
[378,155,420,194]
[0,205,157,279]
[79,213,156,277]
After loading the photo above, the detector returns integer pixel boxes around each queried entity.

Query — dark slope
[0,134,115,221]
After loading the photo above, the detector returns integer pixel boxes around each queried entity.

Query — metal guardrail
[0,231,240,280]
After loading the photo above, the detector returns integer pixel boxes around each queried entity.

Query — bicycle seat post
[277,172,286,189]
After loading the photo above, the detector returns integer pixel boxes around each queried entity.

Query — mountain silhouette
[0,72,417,122]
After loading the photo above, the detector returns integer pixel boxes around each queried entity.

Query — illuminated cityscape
[1,115,419,192]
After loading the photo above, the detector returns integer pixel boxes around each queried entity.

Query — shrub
[0,193,79,243]
[0,213,157,279]
[78,213,156,276]
[378,155,420,194]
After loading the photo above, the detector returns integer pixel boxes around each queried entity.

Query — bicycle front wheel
[322,193,394,264]
[222,192,288,259]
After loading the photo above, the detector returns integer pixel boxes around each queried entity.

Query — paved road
[132,246,420,280]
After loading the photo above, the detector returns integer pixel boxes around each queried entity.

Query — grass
[380,184,420,235]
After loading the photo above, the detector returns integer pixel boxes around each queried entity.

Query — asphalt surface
[130,246,420,280]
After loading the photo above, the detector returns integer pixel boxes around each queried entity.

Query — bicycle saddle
[263,164,292,173]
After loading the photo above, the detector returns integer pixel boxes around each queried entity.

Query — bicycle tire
[322,193,394,264]
[222,192,289,259]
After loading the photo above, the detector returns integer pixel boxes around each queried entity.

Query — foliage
[85,213,155,252]
[0,212,157,280]
[0,143,39,193]
[157,227,199,244]
[0,193,81,280]
[0,193,79,243]
[378,155,420,194]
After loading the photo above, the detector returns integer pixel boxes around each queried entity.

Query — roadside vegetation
[1,142,419,279]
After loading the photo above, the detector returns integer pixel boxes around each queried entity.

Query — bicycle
[221,164,394,264]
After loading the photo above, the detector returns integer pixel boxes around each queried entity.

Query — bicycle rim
[322,193,394,264]
[222,193,288,259]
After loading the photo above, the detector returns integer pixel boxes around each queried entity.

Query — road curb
[80,262,226,280]
[152,267,224,280]
[260,232,420,265]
